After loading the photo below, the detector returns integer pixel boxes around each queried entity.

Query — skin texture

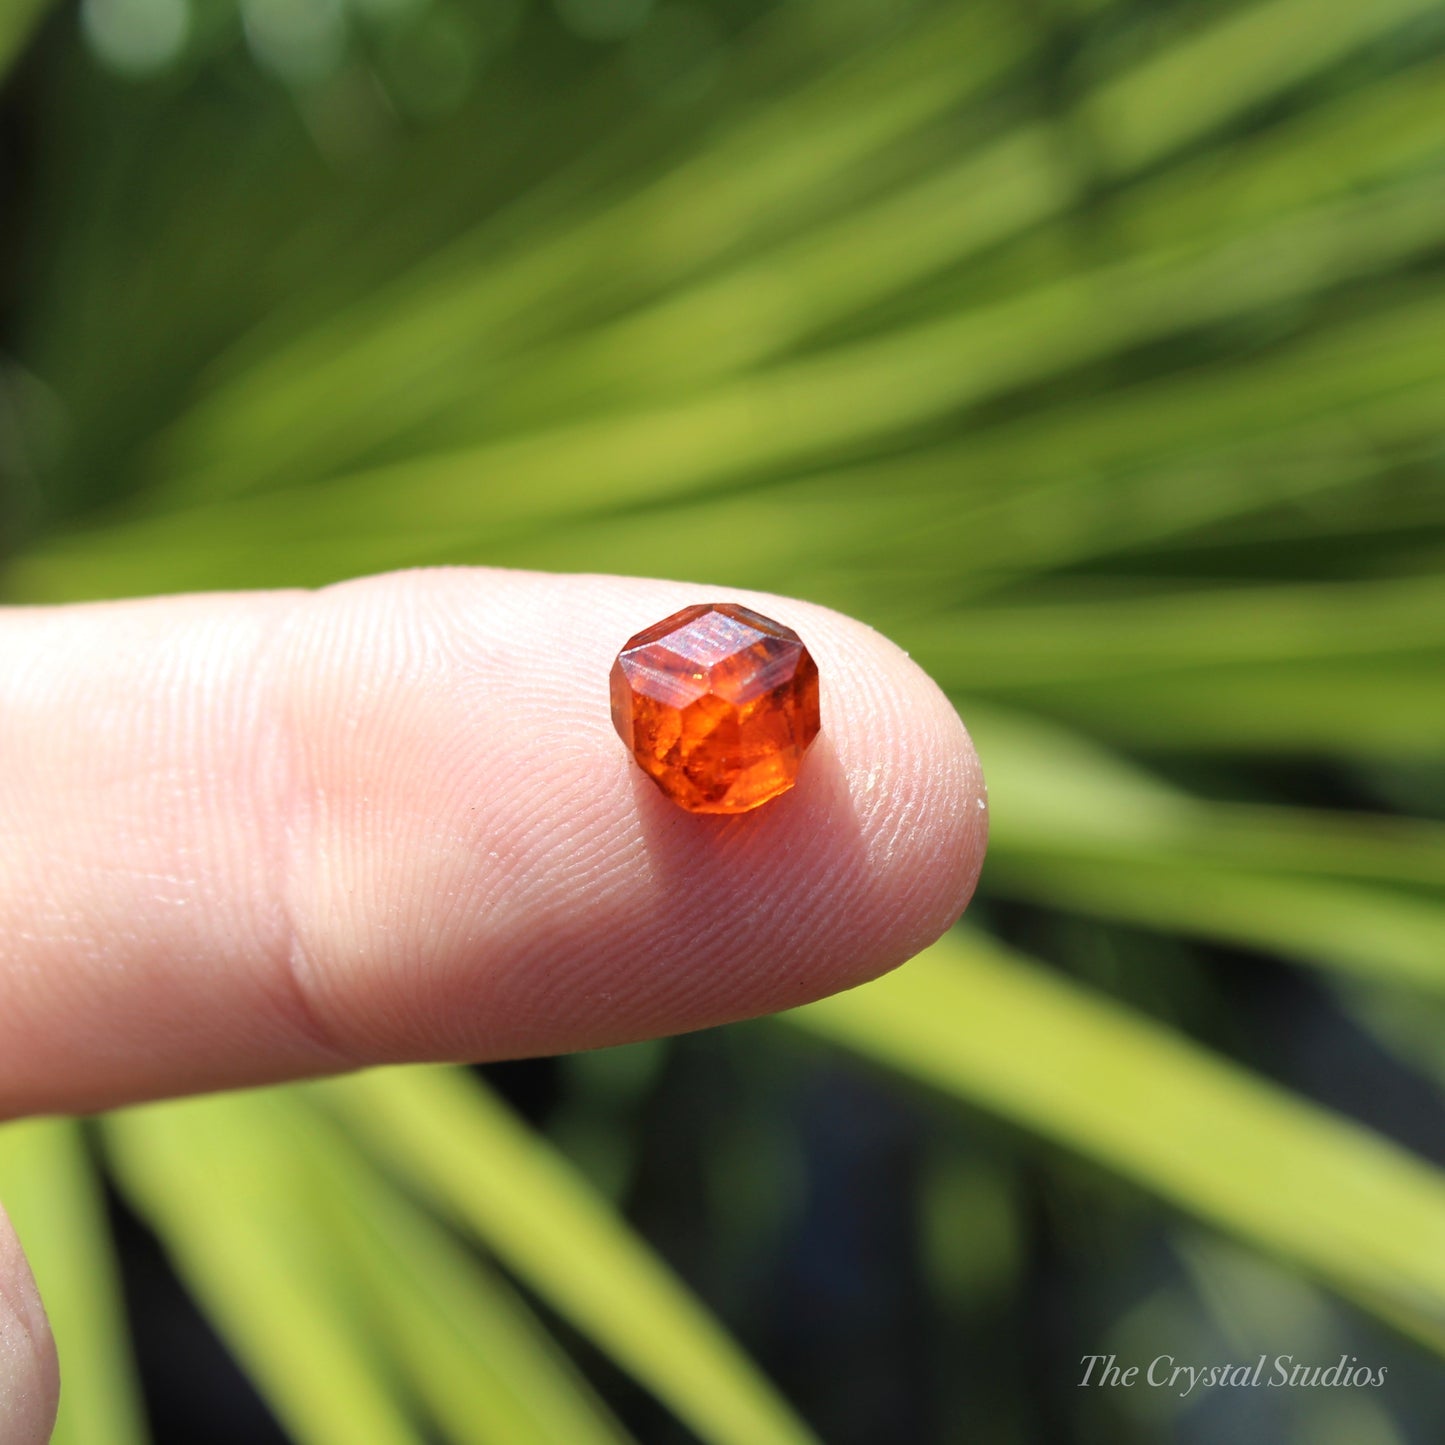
[0,566,987,1438]
[0,1207,57,1445]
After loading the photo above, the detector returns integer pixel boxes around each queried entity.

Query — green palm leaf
[315,1068,819,1445]
[788,931,1445,1350]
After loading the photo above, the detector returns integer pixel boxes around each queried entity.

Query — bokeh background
[3,0,1445,1442]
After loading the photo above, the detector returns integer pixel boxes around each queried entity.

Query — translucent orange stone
[610,602,821,814]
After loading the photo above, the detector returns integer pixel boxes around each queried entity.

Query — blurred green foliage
[2,0,1445,1441]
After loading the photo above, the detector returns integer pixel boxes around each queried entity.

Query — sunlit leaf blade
[362,59,1445,442]
[921,576,1445,683]
[980,711,1427,881]
[487,272,1445,593]
[961,659,1445,758]
[0,1118,148,1445]
[135,0,1042,505]
[913,572,1445,684]
[923,579,1445,757]
[992,855,1445,991]
[969,707,1445,987]
[1080,0,1445,173]
[132,0,1444,500]
[317,1067,820,1445]
[269,1090,635,1445]
[14,162,1445,606]
[787,932,1445,1352]
[102,1096,428,1445]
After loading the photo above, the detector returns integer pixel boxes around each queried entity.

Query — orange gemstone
[610,602,821,814]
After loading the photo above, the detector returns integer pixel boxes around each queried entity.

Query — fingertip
[281,570,986,1056]
[832,601,988,898]
[711,593,989,995]
[0,1204,59,1445]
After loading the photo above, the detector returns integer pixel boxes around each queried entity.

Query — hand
[0,567,986,1442]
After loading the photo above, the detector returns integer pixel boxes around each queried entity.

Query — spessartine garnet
[610,603,821,814]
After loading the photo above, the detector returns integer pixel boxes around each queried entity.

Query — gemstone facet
[610,603,821,814]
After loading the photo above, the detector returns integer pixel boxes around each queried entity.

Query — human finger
[0,1203,58,1445]
[0,567,986,1116]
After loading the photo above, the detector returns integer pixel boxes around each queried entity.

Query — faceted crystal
[610,603,821,814]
